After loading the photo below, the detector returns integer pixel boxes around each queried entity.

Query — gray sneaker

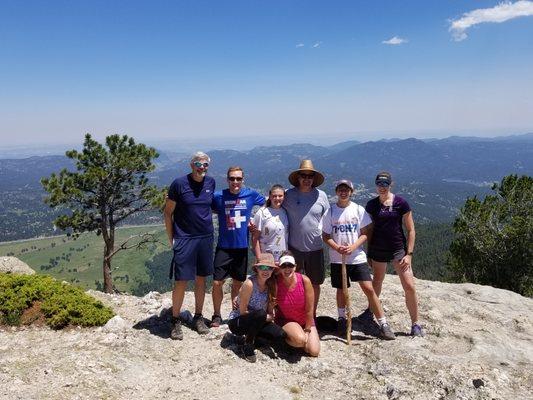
[411,323,424,337]
[170,317,183,341]
[192,314,210,335]
[379,323,396,340]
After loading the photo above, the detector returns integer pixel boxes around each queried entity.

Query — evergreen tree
[41,134,166,293]
[448,175,532,296]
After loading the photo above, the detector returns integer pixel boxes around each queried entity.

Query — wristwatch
[304,328,311,333]
[407,251,414,256]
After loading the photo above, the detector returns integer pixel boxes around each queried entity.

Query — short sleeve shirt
[322,202,372,264]
[283,187,330,252]
[212,187,265,249]
[365,195,411,251]
[168,174,215,238]
[252,206,289,261]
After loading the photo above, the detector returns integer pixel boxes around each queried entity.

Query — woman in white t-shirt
[322,179,395,340]
[252,184,289,263]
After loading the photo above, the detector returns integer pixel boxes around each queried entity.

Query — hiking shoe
[170,317,183,341]
[337,317,347,337]
[411,323,424,337]
[210,314,223,328]
[379,323,396,340]
[241,343,257,363]
[357,308,374,322]
[192,314,210,335]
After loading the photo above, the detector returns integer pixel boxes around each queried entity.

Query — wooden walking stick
[341,253,352,344]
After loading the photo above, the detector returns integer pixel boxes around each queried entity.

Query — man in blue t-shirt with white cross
[164,151,215,340]
[210,166,265,327]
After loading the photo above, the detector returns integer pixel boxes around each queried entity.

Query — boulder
[0,256,35,275]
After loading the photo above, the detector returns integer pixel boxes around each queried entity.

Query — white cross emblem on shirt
[231,210,247,229]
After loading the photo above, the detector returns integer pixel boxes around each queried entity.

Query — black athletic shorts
[368,248,406,263]
[330,262,372,288]
[289,246,325,285]
[213,247,248,282]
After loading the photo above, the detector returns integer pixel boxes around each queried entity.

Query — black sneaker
[192,314,210,335]
[241,343,257,363]
[379,323,396,340]
[170,317,183,341]
[337,317,347,337]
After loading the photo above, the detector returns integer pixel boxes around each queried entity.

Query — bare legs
[212,279,243,317]
[282,322,320,357]
[172,275,207,317]
[370,260,419,324]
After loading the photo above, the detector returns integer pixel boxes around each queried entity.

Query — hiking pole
[341,253,351,345]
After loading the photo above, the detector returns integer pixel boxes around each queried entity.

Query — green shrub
[0,273,114,329]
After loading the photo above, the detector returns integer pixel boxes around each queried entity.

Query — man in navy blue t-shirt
[164,151,215,340]
[210,166,265,327]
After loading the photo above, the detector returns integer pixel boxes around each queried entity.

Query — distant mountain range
[0,134,531,241]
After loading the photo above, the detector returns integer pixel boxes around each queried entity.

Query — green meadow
[0,226,170,294]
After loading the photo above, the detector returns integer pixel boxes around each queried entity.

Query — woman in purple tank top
[275,250,320,356]
[365,172,423,337]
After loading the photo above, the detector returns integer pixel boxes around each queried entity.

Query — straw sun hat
[288,159,325,187]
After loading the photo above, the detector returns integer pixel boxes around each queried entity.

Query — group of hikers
[163,151,422,362]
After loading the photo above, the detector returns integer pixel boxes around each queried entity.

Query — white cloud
[312,41,322,48]
[449,1,533,41]
[295,43,305,48]
[382,36,408,45]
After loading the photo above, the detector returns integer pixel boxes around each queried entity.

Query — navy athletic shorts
[169,235,214,281]
[330,262,372,288]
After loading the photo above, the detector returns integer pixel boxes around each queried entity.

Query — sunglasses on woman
[299,173,315,179]
[193,161,209,168]
[279,263,295,269]
[257,265,274,271]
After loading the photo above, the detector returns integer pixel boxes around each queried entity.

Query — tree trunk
[103,238,114,293]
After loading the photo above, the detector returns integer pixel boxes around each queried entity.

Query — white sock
[338,308,346,319]
[377,317,387,326]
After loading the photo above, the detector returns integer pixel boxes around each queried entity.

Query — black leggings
[228,309,286,343]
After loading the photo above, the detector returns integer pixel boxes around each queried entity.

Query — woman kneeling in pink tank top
[275,250,320,356]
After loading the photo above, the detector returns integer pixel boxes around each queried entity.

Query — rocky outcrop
[0,276,532,399]
[0,256,35,275]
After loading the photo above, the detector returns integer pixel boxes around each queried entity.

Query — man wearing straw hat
[284,159,330,316]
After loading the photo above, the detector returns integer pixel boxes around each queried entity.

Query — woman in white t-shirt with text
[252,184,289,263]
[322,179,395,340]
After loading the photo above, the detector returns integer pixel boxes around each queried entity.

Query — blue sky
[1,0,532,147]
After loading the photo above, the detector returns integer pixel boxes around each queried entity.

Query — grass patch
[0,273,114,329]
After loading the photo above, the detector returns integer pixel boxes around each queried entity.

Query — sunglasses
[228,176,243,182]
[279,263,295,269]
[299,173,315,179]
[376,182,390,187]
[257,265,274,271]
[193,161,209,168]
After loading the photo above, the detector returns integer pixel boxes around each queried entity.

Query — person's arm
[252,230,262,259]
[302,275,315,330]
[238,279,254,315]
[322,232,344,254]
[346,224,371,254]
[251,211,262,258]
[164,197,176,247]
[399,211,416,270]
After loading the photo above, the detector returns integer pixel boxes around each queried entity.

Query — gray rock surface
[1,276,532,399]
[0,256,35,275]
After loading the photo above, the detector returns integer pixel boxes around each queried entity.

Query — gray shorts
[368,248,406,263]
[288,246,325,285]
